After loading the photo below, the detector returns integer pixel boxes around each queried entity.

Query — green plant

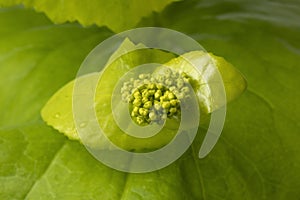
[0,0,299,199]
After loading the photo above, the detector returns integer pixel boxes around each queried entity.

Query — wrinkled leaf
[0,0,179,32]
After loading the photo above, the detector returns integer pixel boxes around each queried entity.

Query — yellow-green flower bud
[169,107,177,114]
[133,91,141,98]
[154,90,162,99]
[143,101,152,109]
[148,83,156,90]
[165,79,173,86]
[133,99,142,107]
[167,92,175,100]
[133,106,139,113]
[160,95,167,102]
[139,108,149,116]
[170,99,178,106]
[162,101,170,109]
[148,89,155,96]
[131,111,136,117]
[156,83,164,90]
[142,97,148,103]
[136,116,145,125]
[154,103,161,110]
[121,69,195,126]
[149,112,157,120]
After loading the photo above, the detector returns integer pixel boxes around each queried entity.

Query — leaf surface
[0,0,179,32]
[1,0,300,199]
[138,0,300,198]
[41,39,246,150]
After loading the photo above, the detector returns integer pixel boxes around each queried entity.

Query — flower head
[121,68,193,125]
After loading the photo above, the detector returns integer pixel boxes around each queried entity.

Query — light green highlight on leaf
[0,0,179,32]
[41,77,78,140]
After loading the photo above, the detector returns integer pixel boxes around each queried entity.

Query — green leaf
[139,0,300,198]
[0,124,65,199]
[0,7,191,199]
[161,51,247,113]
[41,38,246,151]
[1,0,300,199]
[0,0,179,32]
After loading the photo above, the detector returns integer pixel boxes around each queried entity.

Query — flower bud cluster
[121,68,192,125]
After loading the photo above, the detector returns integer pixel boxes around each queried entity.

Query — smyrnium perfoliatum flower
[120,68,193,125]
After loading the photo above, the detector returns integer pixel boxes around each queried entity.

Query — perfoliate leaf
[41,38,246,151]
